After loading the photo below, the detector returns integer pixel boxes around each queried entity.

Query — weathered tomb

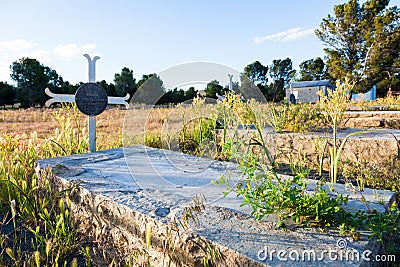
[36,146,396,266]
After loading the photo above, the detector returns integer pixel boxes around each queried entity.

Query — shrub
[266,102,326,133]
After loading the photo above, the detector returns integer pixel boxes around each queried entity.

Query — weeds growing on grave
[317,80,350,184]
[0,104,96,266]
[0,132,81,266]
[215,100,350,229]
[214,88,400,252]
[343,159,400,193]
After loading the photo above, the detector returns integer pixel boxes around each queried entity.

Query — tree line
[0,0,398,108]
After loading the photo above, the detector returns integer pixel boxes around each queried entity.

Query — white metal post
[89,115,96,152]
[84,54,100,152]
[228,74,233,92]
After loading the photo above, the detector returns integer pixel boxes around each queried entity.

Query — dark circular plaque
[75,83,108,116]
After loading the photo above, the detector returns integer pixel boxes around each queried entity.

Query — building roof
[288,79,332,89]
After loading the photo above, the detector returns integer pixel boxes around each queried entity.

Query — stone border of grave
[36,146,397,266]
[36,158,266,266]
[224,128,400,171]
[343,111,400,128]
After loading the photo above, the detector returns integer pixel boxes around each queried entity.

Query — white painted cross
[45,54,130,152]
[228,74,233,91]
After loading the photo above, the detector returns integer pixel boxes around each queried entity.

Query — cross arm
[44,88,75,107]
[44,88,130,109]
[108,94,130,109]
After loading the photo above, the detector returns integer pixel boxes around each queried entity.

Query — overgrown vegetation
[266,101,327,133]
[214,95,353,229]
[211,87,399,259]
[1,85,400,265]
[0,104,125,266]
[0,133,78,265]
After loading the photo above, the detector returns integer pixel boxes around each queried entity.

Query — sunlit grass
[0,95,399,265]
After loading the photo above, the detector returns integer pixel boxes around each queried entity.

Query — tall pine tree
[316,0,400,94]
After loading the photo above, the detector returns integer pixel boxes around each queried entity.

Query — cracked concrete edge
[36,166,267,267]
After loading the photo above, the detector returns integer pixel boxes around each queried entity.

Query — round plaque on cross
[75,83,108,116]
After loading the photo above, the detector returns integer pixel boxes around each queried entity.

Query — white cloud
[0,39,97,83]
[53,43,96,60]
[254,27,315,44]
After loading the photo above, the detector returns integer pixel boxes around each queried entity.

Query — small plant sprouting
[180,193,207,229]
[289,151,311,179]
[145,223,152,266]
[311,134,329,177]
[317,80,350,184]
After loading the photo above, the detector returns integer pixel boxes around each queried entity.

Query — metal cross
[45,54,130,152]
[228,74,233,91]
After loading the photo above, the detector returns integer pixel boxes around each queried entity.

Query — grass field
[0,105,181,266]
[0,94,399,266]
[0,107,125,149]
[0,106,184,151]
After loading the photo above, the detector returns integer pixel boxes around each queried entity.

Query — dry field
[0,107,123,146]
[0,106,181,150]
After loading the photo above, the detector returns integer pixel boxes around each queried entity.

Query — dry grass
[0,107,125,150]
[0,106,181,150]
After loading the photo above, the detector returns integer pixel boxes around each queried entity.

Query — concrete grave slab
[37,146,396,266]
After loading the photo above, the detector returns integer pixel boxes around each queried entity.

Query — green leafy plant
[353,201,400,254]
[231,155,349,228]
[317,80,350,184]
[216,105,350,229]
[289,152,311,179]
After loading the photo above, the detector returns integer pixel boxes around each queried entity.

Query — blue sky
[1,0,399,86]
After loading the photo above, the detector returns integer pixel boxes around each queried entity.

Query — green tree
[381,56,400,96]
[171,88,185,103]
[269,58,296,101]
[240,75,267,102]
[298,57,330,81]
[10,57,61,107]
[205,80,225,99]
[159,86,198,104]
[98,80,116,96]
[53,81,80,95]
[136,74,156,89]
[315,0,400,94]
[243,61,269,86]
[243,61,270,100]
[184,86,197,100]
[0,82,16,108]
[114,67,137,97]
[133,74,164,104]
